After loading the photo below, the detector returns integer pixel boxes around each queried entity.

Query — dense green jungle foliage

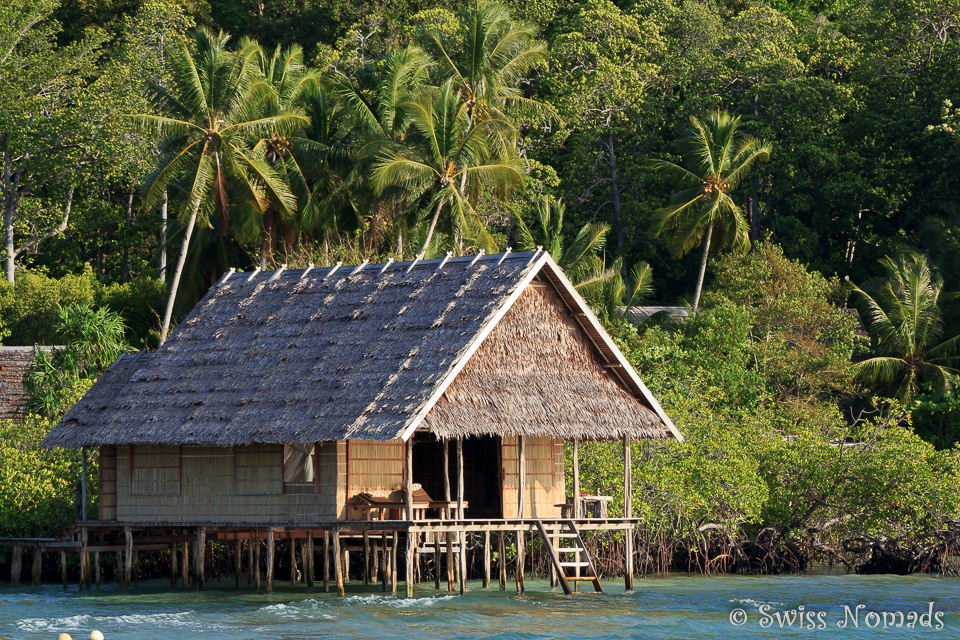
[2,0,960,571]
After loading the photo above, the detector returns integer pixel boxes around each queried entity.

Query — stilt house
[42,251,681,526]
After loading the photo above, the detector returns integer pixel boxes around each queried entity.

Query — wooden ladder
[535,520,603,594]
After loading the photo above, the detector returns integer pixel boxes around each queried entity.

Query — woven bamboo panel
[502,436,561,518]
[235,444,282,495]
[99,445,117,521]
[131,445,180,495]
[115,444,340,524]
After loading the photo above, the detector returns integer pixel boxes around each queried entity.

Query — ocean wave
[731,598,785,608]
[18,611,198,632]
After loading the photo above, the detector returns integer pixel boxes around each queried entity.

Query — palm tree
[513,197,609,281]
[131,29,307,344]
[372,79,523,255]
[648,111,771,312]
[424,0,547,146]
[851,253,960,403]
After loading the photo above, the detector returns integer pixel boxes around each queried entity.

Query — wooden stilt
[333,530,344,597]
[459,535,466,595]
[483,531,491,588]
[31,546,42,585]
[95,551,101,590]
[10,545,21,586]
[195,527,206,591]
[247,536,254,585]
[182,541,189,590]
[124,527,133,589]
[433,532,441,590]
[414,533,421,584]
[515,531,525,593]
[80,446,88,522]
[406,439,414,522]
[623,434,634,591]
[498,534,506,591]
[306,532,314,588]
[61,550,68,588]
[573,439,581,519]
[235,540,242,588]
[116,550,123,587]
[381,532,388,592]
[323,531,330,593]
[363,531,370,585]
[290,538,297,586]
[457,438,466,594]
[405,533,415,597]
[134,549,140,587]
[550,529,558,587]
[342,546,349,583]
[372,538,379,585]
[390,531,398,594]
[445,531,454,591]
[254,535,261,590]
[81,527,89,589]
[265,528,275,593]
[170,543,177,588]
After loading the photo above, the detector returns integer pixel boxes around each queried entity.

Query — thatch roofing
[42,251,681,448]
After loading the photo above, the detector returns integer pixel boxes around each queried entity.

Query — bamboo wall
[111,442,346,524]
[99,445,117,521]
[501,436,565,518]
[346,439,405,518]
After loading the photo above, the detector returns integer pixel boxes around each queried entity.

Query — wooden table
[556,496,614,518]
[353,501,468,521]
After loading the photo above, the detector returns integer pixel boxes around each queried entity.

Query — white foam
[18,611,196,632]
[731,598,784,608]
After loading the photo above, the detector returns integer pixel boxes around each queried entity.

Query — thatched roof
[42,251,681,447]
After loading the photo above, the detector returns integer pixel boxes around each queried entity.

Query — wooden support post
[306,532,314,588]
[170,543,177,588]
[332,530,344,597]
[31,545,41,585]
[323,531,330,593]
[573,439,580,519]
[342,546,349,583]
[457,438,466,594]
[624,434,634,591]
[61,550,68,589]
[390,531,398,594]
[498,534,506,591]
[254,535,261,590]
[116,550,123,587]
[265,528,275,593]
[433,532,441,590]
[362,531,370,585]
[515,531,525,594]
[483,531,491,588]
[372,538,379,585]
[81,527,89,589]
[182,541,189,590]
[517,436,526,519]
[445,530,454,592]
[290,538,297,586]
[10,545,21,586]
[134,549,139,587]
[95,551,101,590]
[195,527,206,591]
[235,540,242,588]
[248,536,254,585]
[381,532,388,593]
[405,533,415,598]
[124,527,133,589]
[80,446,87,522]
[405,438,414,522]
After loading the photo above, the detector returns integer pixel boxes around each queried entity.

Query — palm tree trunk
[419,197,444,256]
[159,191,168,280]
[159,207,199,346]
[121,189,134,283]
[692,221,714,314]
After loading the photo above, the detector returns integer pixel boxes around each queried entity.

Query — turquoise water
[2,573,958,639]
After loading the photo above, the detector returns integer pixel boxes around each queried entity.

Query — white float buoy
[56,634,72,640]
[88,632,104,640]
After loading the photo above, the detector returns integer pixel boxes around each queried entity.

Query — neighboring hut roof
[0,346,53,422]
[619,306,690,325]
[42,252,680,448]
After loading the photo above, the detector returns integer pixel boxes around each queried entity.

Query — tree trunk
[692,221,714,314]
[419,197,444,255]
[122,189,134,283]
[3,137,15,283]
[159,191,168,280]
[159,205,200,345]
